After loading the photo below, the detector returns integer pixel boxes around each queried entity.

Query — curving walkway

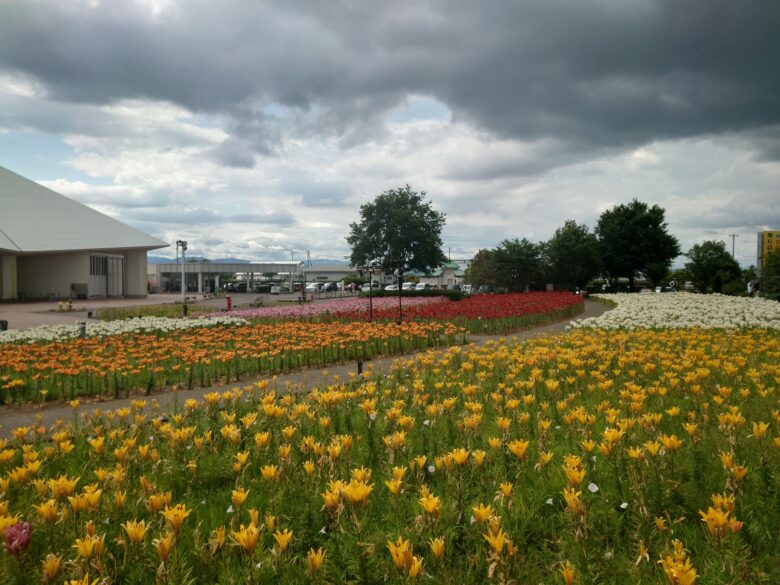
[0,300,608,436]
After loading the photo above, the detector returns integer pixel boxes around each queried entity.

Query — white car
[305,283,321,293]
[402,282,415,291]
[361,282,381,292]
[384,284,399,291]
[415,283,430,291]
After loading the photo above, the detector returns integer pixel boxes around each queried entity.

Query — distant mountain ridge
[146,256,251,264]
[147,255,349,265]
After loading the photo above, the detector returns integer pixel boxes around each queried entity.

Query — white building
[302,263,356,283]
[410,261,468,289]
[0,166,167,300]
[147,261,302,293]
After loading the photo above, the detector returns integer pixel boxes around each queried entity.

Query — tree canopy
[464,249,499,290]
[466,239,542,292]
[543,220,601,291]
[347,185,447,278]
[762,251,780,299]
[493,238,543,292]
[595,199,680,289]
[684,240,741,293]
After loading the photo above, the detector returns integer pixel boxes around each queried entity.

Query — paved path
[0,300,607,436]
[0,291,357,330]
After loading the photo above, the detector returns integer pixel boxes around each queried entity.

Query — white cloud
[26,95,778,267]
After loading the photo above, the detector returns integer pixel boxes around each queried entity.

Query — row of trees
[467,200,681,292]
[346,185,773,297]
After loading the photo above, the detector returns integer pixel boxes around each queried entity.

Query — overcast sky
[1,0,779,266]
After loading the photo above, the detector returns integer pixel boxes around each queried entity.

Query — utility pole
[729,233,739,258]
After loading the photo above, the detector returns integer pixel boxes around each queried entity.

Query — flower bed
[0,315,248,344]
[571,292,780,329]
[0,321,462,403]
[360,292,584,333]
[221,296,445,320]
[0,328,777,583]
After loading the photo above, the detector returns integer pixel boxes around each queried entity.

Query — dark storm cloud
[210,138,257,168]
[745,125,780,162]
[1,0,779,169]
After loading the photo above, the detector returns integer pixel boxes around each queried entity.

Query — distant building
[757,229,780,274]
[302,264,356,283]
[409,261,467,289]
[147,260,302,293]
[0,166,167,301]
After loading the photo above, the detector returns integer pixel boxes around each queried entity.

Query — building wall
[303,269,352,282]
[87,253,125,297]
[17,252,90,299]
[14,249,150,299]
[757,230,779,274]
[0,254,17,300]
[123,249,148,297]
[419,269,465,288]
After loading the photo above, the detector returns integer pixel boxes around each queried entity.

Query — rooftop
[0,166,168,254]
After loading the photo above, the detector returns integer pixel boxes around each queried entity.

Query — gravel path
[0,299,607,436]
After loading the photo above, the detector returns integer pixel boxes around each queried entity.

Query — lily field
[0,292,779,584]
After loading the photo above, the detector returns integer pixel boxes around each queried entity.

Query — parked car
[253,283,272,293]
[462,284,473,294]
[323,282,338,292]
[384,284,399,291]
[361,282,381,292]
[224,282,248,293]
[415,283,431,291]
[305,282,321,293]
[402,282,416,291]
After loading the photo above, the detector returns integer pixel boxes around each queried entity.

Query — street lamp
[394,268,403,324]
[363,262,380,322]
[176,240,187,306]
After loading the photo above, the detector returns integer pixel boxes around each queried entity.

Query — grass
[94,304,221,321]
[1,327,778,583]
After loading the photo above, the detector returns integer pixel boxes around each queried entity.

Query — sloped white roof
[0,166,167,253]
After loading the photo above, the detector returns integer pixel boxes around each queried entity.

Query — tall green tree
[465,248,500,289]
[493,238,543,292]
[761,251,780,298]
[347,185,446,318]
[595,199,680,290]
[543,220,601,291]
[684,240,741,293]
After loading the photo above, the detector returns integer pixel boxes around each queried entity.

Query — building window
[90,256,107,276]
